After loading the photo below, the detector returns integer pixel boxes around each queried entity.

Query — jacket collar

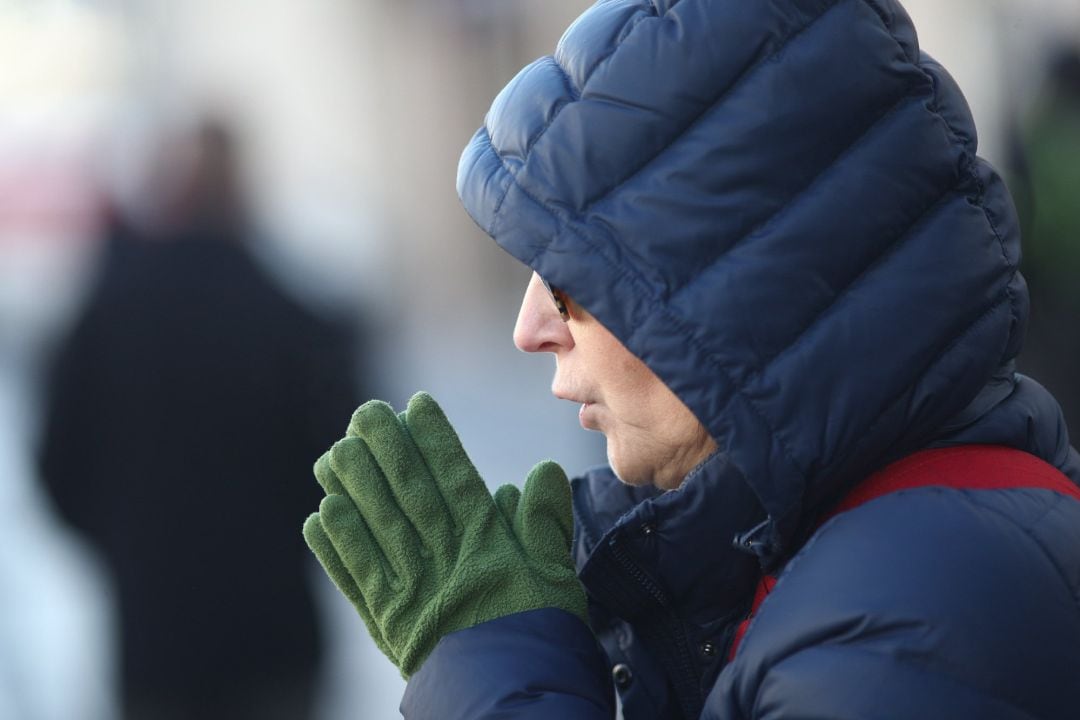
[573,452,765,625]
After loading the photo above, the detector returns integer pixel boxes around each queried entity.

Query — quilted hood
[458,0,1035,551]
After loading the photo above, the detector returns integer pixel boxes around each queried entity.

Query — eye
[540,276,570,322]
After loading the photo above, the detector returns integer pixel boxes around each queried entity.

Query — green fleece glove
[302,392,588,677]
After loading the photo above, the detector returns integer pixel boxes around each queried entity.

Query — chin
[610,465,650,486]
[607,446,654,488]
[608,444,686,490]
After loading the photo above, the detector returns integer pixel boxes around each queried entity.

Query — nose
[513,272,575,353]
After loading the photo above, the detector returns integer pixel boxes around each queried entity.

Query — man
[42,122,360,720]
[304,0,1080,717]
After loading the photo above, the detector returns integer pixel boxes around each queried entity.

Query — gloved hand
[302,392,588,677]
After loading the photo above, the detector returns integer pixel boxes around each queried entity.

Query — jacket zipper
[608,533,703,719]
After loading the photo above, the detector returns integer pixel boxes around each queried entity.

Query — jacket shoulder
[710,486,1080,720]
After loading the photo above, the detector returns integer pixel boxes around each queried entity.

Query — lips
[552,387,591,404]
[552,389,600,429]
[578,402,599,430]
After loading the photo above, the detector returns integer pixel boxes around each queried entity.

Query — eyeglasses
[540,276,570,322]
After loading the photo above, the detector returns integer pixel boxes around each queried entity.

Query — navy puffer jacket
[404,0,1080,717]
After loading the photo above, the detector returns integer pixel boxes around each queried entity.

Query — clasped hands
[303,392,588,677]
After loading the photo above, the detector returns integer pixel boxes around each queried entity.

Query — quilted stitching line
[817,285,1014,481]
[506,170,649,299]
[550,54,582,104]
[519,56,580,164]
[976,169,1013,269]
[580,0,848,213]
[482,128,518,231]
[856,0,894,33]
[967,158,1020,355]
[579,4,657,88]
[743,182,959,383]
[917,65,1016,281]
[969,491,1080,609]
[626,294,808,488]
[668,88,920,303]
[515,2,656,197]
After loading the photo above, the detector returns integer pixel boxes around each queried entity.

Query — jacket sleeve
[703,487,1080,720]
[400,608,615,719]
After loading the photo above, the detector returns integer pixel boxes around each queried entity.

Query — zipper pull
[732,517,781,569]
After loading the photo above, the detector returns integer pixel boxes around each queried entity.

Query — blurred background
[0,0,1077,718]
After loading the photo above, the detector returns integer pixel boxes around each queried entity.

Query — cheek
[611,381,709,456]
[601,360,662,417]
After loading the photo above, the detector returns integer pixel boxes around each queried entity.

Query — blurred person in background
[1016,46,1080,441]
[302,0,1080,718]
[38,119,361,720]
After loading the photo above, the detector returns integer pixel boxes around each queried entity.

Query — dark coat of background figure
[38,122,361,720]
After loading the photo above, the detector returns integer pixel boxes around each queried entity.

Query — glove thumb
[517,460,574,566]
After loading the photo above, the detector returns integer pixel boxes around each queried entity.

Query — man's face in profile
[513,273,716,490]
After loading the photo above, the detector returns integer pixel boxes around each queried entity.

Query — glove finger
[314,450,347,496]
[303,511,365,604]
[493,484,521,529]
[401,392,494,528]
[328,438,425,579]
[319,494,398,596]
[303,512,399,665]
[518,460,575,566]
[347,400,457,560]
